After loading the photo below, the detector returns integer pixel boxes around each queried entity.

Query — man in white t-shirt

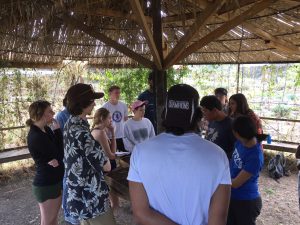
[128,84,231,225]
[103,85,128,152]
[123,100,155,152]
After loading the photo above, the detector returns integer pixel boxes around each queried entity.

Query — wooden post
[152,0,166,133]
[236,64,240,93]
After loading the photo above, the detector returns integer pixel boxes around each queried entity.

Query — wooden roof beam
[168,0,277,68]
[0,61,62,69]
[164,0,226,69]
[163,0,257,24]
[62,14,155,69]
[242,22,300,55]
[129,0,162,69]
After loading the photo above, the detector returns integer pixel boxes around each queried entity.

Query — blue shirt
[55,108,70,132]
[230,140,264,200]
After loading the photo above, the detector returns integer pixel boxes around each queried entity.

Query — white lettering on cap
[168,100,190,110]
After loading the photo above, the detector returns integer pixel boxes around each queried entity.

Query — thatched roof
[0,0,299,69]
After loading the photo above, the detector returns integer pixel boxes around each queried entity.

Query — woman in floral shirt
[63,83,116,225]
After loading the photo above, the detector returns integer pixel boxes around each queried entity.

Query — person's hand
[51,119,60,130]
[48,159,59,167]
[107,122,115,134]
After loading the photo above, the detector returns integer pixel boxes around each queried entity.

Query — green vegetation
[1,63,300,150]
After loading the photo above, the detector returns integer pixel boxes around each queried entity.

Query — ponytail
[26,118,34,126]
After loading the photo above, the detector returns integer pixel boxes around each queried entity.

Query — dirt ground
[0,169,299,225]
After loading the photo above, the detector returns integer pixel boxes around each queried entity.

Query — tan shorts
[80,209,116,225]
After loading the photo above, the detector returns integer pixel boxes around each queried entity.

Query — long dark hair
[228,93,251,116]
[26,100,51,126]
[232,116,267,143]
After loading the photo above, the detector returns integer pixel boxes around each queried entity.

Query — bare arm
[92,130,116,159]
[103,160,111,172]
[129,181,178,225]
[208,184,231,225]
[231,170,252,188]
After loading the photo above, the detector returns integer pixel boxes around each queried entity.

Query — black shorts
[116,138,126,152]
[227,197,262,225]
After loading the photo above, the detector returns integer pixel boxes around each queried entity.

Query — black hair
[67,99,94,116]
[108,85,120,93]
[163,107,202,136]
[228,93,250,116]
[232,116,268,143]
[214,87,228,96]
[200,95,222,111]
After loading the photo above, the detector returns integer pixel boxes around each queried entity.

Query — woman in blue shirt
[227,116,267,225]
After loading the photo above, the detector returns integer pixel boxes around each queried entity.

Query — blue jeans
[63,176,80,225]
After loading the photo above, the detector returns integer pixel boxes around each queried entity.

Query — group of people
[26,71,267,225]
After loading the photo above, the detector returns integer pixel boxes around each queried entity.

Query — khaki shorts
[80,209,116,225]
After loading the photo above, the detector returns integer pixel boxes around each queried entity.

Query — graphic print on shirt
[132,128,149,142]
[232,148,243,169]
[207,127,219,142]
[112,111,122,122]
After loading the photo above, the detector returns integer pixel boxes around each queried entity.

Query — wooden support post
[152,0,166,133]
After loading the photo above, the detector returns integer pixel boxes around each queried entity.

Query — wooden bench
[105,167,130,200]
[262,141,298,153]
[0,147,31,164]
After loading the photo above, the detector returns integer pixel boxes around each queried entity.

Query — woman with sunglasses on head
[229,93,263,135]
[91,107,120,211]
[27,100,64,225]
[227,116,268,225]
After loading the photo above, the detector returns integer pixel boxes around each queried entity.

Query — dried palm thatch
[0,0,299,69]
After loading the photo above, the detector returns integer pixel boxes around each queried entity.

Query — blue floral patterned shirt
[63,116,110,221]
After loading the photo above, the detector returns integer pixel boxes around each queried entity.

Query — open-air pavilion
[0,0,300,224]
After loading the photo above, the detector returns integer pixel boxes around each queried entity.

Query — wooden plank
[263,141,298,153]
[164,0,226,69]
[163,0,257,24]
[260,117,300,123]
[105,167,130,200]
[0,148,31,164]
[129,0,162,69]
[62,14,155,69]
[0,61,61,69]
[243,22,300,55]
[171,0,277,67]
[73,8,152,24]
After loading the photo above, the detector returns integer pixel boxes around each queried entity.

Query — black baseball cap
[164,84,199,130]
[67,83,104,103]
[214,87,228,96]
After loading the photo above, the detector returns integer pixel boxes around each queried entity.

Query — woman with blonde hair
[92,107,119,210]
[27,100,64,225]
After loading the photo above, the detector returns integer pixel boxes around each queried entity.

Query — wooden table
[105,155,131,200]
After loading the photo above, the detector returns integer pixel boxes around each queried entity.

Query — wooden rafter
[164,0,226,69]
[163,0,257,24]
[62,14,155,69]
[169,0,277,68]
[242,22,300,55]
[129,0,162,69]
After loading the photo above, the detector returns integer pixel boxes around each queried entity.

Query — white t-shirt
[123,118,155,152]
[102,101,128,139]
[128,132,231,225]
